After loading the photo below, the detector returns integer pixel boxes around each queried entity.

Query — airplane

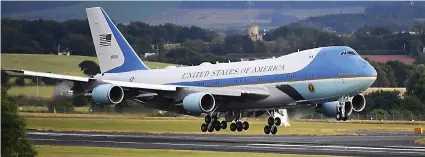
[4,7,377,135]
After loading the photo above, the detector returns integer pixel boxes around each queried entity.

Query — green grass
[25,116,422,135]
[35,145,332,157]
[8,86,55,98]
[1,54,173,76]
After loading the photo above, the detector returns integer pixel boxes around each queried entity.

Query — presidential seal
[308,83,315,93]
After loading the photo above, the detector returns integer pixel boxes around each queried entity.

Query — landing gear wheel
[243,121,249,130]
[201,123,208,132]
[215,122,221,131]
[230,123,236,132]
[205,115,212,123]
[267,117,275,126]
[220,121,227,129]
[207,124,214,132]
[336,113,342,121]
[264,125,271,134]
[342,115,349,121]
[236,121,243,132]
[212,115,218,122]
[271,126,278,135]
[275,117,281,126]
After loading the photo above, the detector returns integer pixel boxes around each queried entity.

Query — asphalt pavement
[27,130,425,157]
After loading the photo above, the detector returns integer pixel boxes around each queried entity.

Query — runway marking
[249,144,425,152]
[388,146,425,149]
[31,138,425,156]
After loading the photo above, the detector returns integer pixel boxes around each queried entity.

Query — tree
[400,95,425,114]
[2,70,10,85]
[386,61,411,87]
[1,85,37,157]
[405,64,425,103]
[183,39,208,53]
[78,60,101,76]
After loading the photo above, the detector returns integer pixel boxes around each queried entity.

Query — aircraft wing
[3,69,269,99]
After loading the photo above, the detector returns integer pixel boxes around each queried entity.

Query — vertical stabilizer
[86,7,149,73]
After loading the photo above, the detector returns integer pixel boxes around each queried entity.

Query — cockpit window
[340,51,357,56]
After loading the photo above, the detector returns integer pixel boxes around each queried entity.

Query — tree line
[2,18,424,57]
[364,64,425,116]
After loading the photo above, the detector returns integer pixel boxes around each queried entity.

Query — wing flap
[102,80,177,91]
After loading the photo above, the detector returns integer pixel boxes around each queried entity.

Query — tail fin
[86,7,150,73]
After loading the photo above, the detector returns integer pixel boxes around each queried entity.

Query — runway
[28,130,425,157]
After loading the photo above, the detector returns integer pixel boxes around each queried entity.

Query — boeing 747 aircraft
[5,7,377,134]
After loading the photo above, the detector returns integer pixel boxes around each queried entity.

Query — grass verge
[35,145,332,157]
[24,114,422,135]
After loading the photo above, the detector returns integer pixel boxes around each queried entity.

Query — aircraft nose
[363,60,377,85]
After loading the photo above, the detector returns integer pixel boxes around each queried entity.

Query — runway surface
[28,130,425,157]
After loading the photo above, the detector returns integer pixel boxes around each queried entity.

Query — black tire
[243,121,249,130]
[201,123,208,132]
[220,121,227,129]
[275,117,281,126]
[343,115,349,121]
[212,115,218,122]
[264,125,271,134]
[205,115,212,123]
[230,123,236,131]
[208,124,214,132]
[236,121,243,132]
[215,122,221,131]
[267,117,274,126]
[271,126,277,135]
[336,113,342,121]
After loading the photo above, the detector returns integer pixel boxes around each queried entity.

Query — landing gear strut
[229,112,249,132]
[264,110,281,135]
[336,96,350,121]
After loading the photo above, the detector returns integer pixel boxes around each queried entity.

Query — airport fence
[304,112,425,121]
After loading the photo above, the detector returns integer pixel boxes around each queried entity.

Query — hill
[1,54,174,76]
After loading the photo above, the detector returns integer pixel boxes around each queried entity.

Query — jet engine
[315,101,353,117]
[182,92,215,114]
[91,84,124,105]
[351,94,366,112]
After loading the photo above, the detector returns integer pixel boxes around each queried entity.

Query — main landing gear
[200,115,227,132]
[264,110,281,135]
[336,96,350,121]
[200,112,250,133]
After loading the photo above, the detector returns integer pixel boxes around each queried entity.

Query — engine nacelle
[92,84,124,105]
[182,92,215,114]
[351,94,366,112]
[315,101,353,117]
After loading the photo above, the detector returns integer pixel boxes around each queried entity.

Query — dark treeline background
[2,18,425,57]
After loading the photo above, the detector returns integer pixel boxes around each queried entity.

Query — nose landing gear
[336,96,350,121]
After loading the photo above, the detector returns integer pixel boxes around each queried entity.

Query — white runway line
[249,143,425,152]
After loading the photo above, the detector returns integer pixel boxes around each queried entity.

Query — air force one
[5,7,377,134]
